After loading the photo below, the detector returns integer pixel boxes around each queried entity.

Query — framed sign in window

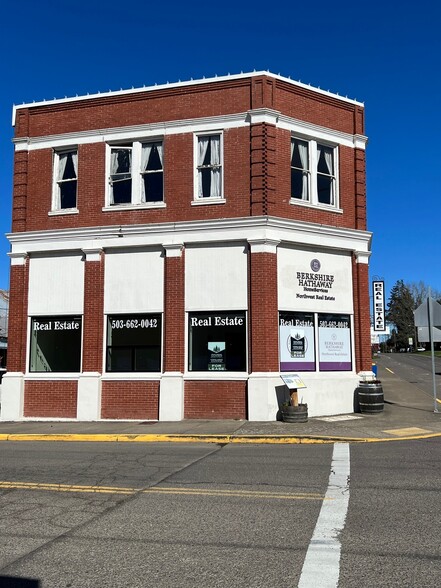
[188,311,246,372]
[318,314,352,371]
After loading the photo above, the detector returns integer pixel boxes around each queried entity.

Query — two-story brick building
[1,71,372,422]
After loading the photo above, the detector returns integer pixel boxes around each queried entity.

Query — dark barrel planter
[357,381,384,414]
[281,404,308,423]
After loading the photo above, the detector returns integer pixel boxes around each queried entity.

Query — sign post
[414,292,441,413]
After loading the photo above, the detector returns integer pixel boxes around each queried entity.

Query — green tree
[386,280,415,350]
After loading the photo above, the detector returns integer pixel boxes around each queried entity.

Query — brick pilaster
[163,244,185,373]
[248,240,280,372]
[7,254,29,372]
[353,253,372,372]
[81,249,105,372]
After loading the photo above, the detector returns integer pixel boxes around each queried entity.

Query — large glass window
[110,146,132,204]
[196,134,222,199]
[291,138,337,208]
[53,150,78,210]
[106,314,161,372]
[188,312,246,371]
[30,316,82,372]
[108,141,164,207]
[141,142,164,202]
[318,314,352,371]
[279,312,316,371]
[291,139,309,201]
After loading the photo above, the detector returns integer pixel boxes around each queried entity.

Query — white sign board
[280,374,307,390]
[278,248,353,312]
[373,280,386,331]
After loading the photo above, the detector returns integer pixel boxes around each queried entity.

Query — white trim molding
[8,252,28,266]
[248,238,280,254]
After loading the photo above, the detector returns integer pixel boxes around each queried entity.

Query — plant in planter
[281,389,308,423]
[357,379,384,414]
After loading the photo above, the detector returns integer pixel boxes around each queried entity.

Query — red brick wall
[248,251,279,372]
[7,259,29,373]
[101,381,159,419]
[352,256,372,372]
[82,253,105,372]
[163,251,185,373]
[24,381,77,417]
[184,381,247,419]
[14,74,364,235]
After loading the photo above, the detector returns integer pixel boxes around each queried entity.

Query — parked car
[417,347,426,351]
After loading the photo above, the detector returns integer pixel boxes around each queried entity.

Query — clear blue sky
[1,0,440,303]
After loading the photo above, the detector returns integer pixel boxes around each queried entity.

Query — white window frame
[104,139,165,210]
[290,137,339,210]
[193,131,225,204]
[51,148,78,214]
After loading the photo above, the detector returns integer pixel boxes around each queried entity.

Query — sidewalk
[0,362,440,443]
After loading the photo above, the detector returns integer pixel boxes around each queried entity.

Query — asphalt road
[375,351,441,405]
[0,439,440,587]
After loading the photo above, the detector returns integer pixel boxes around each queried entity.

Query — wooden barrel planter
[357,381,384,414]
[281,404,308,423]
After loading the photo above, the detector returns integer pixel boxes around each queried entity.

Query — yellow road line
[1,432,441,444]
[0,480,327,501]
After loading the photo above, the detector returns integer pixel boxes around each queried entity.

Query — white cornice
[13,110,367,152]
[7,216,372,257]
[13,113,249,152]
[278,114,368,149]
[12,71,364,126]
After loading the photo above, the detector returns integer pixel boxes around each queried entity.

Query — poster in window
[279,312,315,371]
[318,314,352,371]
[208,342,226,370]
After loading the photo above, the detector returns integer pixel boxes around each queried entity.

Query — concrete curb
[1,432,441,444]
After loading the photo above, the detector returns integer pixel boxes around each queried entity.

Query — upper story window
[107,140,164,208]
[291,138,337,208]
[53,149,78,211]
[195,133,223,201]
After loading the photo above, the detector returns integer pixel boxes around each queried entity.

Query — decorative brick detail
[24,381,77,418]
[354,148,367,230]
[248,251,279,372]
[12,151,29,232]
[184,381,247,419]
[101,381,159,419]
[250,123,276,216]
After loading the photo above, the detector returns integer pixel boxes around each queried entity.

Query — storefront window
[279,312,316,371]
[106,314,161,372]
[30,316,82,372]
[318,314,352,371]
[188,312,246,371]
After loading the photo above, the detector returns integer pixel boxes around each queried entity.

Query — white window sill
[185,372,248,380]
[25,373,80,380]
[101,373,162,380]
[289,198,343,214]
[191,197,226,206]
[102,202,166,212]
[48,208,79,216]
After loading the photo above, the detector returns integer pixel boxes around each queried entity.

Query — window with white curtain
[53,149,78,210]
[195,134,222,200]
[107,140,164,207]
[291,138,337,208]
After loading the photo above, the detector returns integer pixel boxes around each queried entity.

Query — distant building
[2,71,372,421]
[0,290,8,370]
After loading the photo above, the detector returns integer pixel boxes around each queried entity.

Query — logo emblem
[310,259,321,272]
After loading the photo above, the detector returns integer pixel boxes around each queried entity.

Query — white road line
[298,443,350,588]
